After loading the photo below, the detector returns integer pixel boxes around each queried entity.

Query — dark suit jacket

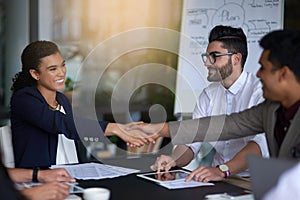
[169,100,300,159]
[11,87,108,168]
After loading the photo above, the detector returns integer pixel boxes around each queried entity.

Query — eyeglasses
[201,52,236,64]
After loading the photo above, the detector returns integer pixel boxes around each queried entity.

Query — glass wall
[51,0,183,123]
[1,0,300,116]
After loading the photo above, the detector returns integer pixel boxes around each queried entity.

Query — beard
[207,59,233,82]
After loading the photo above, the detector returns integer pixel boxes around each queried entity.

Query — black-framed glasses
[201,52,236,64]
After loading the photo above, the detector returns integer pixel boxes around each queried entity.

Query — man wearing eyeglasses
[150,25,269,182]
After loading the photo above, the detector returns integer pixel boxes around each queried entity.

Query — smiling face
[256,50,282,101]
[30,52,66,94]
[204,41,233,82]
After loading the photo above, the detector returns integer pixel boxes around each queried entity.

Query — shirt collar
[226,71,247,95]
[278,99,300,121]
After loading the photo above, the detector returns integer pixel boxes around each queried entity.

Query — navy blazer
[10,87,108,168]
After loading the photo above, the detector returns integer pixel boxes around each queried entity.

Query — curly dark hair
[208,25,248,68]
[259,29,300,82]
[11,40,60,92]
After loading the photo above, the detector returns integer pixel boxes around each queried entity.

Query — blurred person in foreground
[1,153,72,200]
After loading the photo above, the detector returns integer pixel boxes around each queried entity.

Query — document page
[51,162,140,180]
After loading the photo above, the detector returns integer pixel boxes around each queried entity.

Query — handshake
[113,122,170,147]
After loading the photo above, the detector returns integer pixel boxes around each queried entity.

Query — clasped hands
[116,122,166,147]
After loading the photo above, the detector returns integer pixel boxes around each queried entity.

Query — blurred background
[0,0,299,160]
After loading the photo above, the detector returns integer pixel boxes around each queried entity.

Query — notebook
[247,155,297,200]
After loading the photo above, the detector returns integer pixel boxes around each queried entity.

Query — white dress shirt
[187,71,269,174]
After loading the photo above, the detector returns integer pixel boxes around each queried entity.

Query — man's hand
[38,168,76,183]
[185,166,225,183]
[106,122,155,147]
[125,122,167,144]
[150,155,176,173]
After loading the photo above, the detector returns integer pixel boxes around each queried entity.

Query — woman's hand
[125,122,167,145]
[106,122,153,147]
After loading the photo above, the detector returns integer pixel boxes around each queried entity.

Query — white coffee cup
[83,187,110,200]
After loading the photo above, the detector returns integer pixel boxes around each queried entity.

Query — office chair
[0,125,15,167]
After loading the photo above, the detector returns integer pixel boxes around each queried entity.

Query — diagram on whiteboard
[174,0,283,114]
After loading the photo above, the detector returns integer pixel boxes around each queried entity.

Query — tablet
[137,169,190,184]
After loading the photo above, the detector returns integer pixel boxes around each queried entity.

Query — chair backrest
[247,155,296,200]
[0,125,15,168]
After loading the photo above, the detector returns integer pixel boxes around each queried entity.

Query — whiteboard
[174,0,284,115]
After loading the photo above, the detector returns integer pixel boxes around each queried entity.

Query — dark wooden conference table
[77,155,248,200]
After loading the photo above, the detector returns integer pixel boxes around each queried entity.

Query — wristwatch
[217,164,230,178]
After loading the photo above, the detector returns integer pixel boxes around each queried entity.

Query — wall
[4,0,29,105]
